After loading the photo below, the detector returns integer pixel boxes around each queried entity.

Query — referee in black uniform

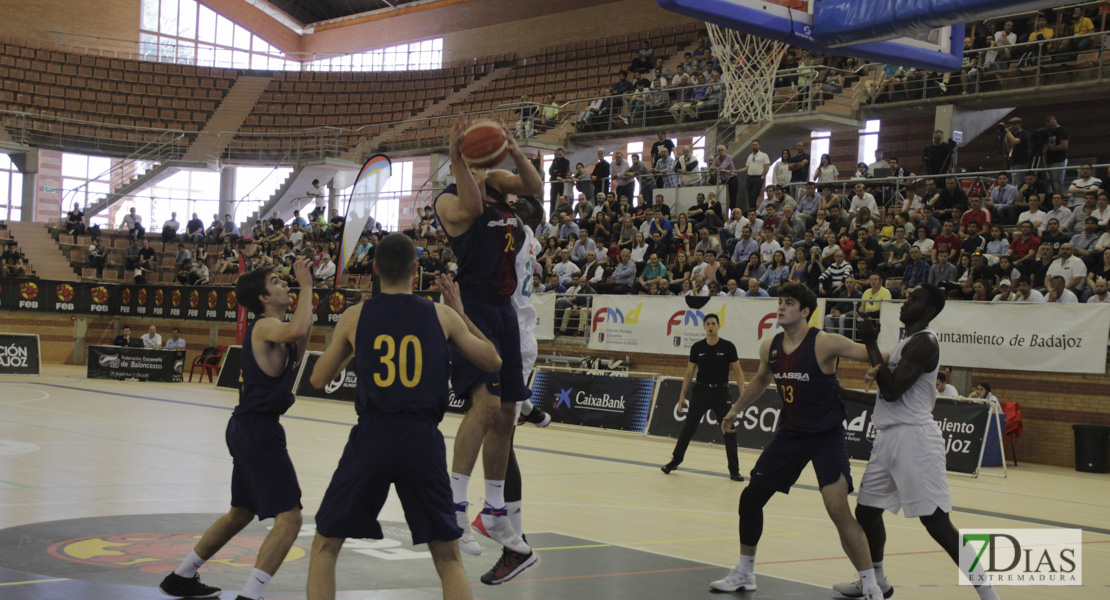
[661,313,746,481]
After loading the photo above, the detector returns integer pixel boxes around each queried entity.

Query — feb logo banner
[587,296,825,359]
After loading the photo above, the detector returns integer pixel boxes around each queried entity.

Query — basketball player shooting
[834,285,1001,600]
[433,120,542,557]
[713,282,884,599]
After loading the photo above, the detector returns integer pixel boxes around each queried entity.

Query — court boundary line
[19,381,1110,537]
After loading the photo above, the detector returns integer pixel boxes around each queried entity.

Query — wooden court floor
[1,365,1108,599]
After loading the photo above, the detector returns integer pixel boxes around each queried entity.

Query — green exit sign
[42,186,56,193]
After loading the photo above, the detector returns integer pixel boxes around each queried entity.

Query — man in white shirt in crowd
[162,212,180,243]
[164,328,186,350]
[1087,278,1110,303]
[552,249,581,285]
[289,224,306,251]
[935,372,960,397]
[1046,275,1078,303]
[141,325,163,349]
[1014,277,1045,303]
[314,253,336,285]
[1017,202,1047,232]
[1046,243,1087,295]
[1067,163,1102,208]
[737,140,771,212]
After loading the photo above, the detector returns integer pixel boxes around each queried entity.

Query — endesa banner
[587,296,824,359]
[879,302,1110,374]
[648,378,994,474]
[0,333,41,375]
[530,368,656,432]
[0,278,358,324]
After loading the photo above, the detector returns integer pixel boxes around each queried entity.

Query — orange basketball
[460,120,508,168]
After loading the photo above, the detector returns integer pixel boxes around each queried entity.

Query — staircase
[83,162,182,218]
[183,76,273,162]
[4,221,77,281]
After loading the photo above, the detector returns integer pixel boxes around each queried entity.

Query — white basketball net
[706,23,787,125]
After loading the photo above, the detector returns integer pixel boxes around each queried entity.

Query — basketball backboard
[657,0,965,72]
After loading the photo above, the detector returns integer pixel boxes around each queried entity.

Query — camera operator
[922,129,958,175]
[1000,117,1030,174]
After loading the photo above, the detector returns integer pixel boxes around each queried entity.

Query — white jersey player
[837,285,1000,600]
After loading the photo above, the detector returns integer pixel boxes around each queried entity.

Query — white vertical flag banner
[336,154,391,283]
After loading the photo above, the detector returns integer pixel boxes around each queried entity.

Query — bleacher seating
[0,37,238,152]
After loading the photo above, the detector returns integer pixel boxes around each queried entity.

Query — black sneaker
[730,473,745,482]
[522,407,551,427]
[480,547,540,585]
[158,572,222,598]
[661,462,677,474]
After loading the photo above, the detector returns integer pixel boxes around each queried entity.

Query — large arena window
[140,0,297,70]
[305,38,444,72]
[0,155,23,222]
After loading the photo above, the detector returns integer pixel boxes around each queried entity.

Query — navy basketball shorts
[450,293,529,404]
[225,414,302,520]
[748,428,853,494]
[314,418,461,545]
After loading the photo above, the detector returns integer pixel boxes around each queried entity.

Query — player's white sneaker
[454,502,482,556]
[709,568,756,592]
[471,503,531,554]
[833,576,893,598]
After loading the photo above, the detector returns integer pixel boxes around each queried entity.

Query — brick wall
[0,0,140,50]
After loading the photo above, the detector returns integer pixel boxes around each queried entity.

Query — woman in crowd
[814,154,839,182]
[630,232,649,268]
[673,212,695,254]
[772,149,792,187]
[669,250,693,293]
[760,250,791,295]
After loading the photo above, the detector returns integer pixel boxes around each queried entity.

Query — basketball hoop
[706,23,787,125]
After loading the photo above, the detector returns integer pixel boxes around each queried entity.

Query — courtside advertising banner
[215,345,242,389]
[87,345,185,382]
[587,295,824,358]
[878,302,1110,374]
[293,352,357,402]
[0,333,41,375]
[649,378,992,473]
[531,293,556,341]
[530,369,655,432]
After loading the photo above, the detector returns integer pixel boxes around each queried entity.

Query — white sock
[737,554,756,575]
[506,500,523,535]
[450,472,469,506]
[485,480,506,508]
[173,550,205,578]
[239,568,271,600]
[872,560,885,581]
[520,399,534,415]
[976,584,1000,600]
[858,568,880,594]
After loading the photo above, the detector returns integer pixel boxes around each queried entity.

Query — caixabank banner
[529,369,655,432]
[648,377,992,474]
[0,333,41,375]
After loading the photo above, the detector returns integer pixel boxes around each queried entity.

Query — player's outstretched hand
[449,122,468,158]
[863,364,880,391]
[721,407,740,434]
[293,256,313,287]
[438,274,465,316]
[857,316,880,343]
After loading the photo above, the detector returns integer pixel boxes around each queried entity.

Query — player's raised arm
[437,122,485,230]
[310,304,359,389]
[253,257,315,361]
[817,328,871,364]
[436,275,502,373]
[485,122,543,197]
[721,336,773,433]
[858,317,938,403]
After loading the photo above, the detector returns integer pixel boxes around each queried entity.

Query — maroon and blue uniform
[314,294,461,544]
[226,317,301,520]
[748,327,853,493]
[433,183,529,403]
